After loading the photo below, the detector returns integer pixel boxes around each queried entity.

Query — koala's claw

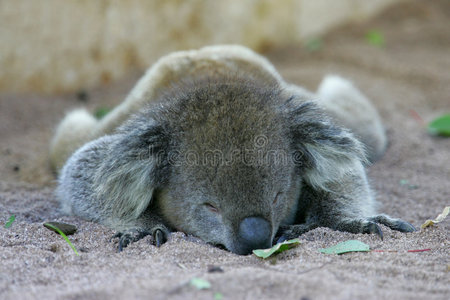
[364,221,384,240]
[397,221,416,233]
[153,228,167,247]
[114,228,152,252]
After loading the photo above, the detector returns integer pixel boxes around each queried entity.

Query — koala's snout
[235,216,272,255]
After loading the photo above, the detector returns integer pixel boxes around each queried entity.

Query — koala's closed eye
[204,203,219,213]
[273,192,282,205]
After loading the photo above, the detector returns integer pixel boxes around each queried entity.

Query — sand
[0,0,449,299]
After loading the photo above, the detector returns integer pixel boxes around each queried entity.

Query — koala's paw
[368,214,416,233]
[112,226,170,252]
[275,223,318,244]
[336,215,416,240]
[112,228,151,252]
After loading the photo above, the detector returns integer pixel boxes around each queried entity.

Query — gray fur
[57,71,414,255]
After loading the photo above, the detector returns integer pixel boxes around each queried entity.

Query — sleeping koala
[53,45,415,255]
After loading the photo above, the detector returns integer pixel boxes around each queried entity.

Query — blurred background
[1,0,402,94]
[0,0,449,185]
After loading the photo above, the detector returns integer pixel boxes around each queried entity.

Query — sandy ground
[0,0,449,299]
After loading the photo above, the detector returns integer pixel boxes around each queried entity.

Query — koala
[54,45,415,255]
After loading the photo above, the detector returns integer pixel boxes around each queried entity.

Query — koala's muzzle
[235,216,272,255]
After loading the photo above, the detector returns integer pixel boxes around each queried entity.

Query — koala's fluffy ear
[93,117,170,222]
[286,101,366,191]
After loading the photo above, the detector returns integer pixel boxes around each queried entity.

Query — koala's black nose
[237,216,272,255]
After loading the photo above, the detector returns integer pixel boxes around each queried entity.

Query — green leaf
[305,38,323,52]
[399,179,419,190]
[4,215,15,228]
[190,278,211,290]
[214,292,224,300]
[399,179,409,185]
[319,240,370,255]
[428,114,450,136]
[94,107,111,119]
[253,238,300,259]
[366,30,385,47]
[43,222,79,256]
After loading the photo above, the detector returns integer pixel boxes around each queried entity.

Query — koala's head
[111,74,363,255]
[147,77,303,255]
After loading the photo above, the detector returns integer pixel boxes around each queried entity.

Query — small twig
[407,249,431,253]
[372,249,431,253]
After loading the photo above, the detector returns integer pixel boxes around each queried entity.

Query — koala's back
[50,45,387,172]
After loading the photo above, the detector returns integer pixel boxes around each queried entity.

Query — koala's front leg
[283,101,416,242]
[277,197,415,242]
[318,170,416,237]
[277,164,415,242]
